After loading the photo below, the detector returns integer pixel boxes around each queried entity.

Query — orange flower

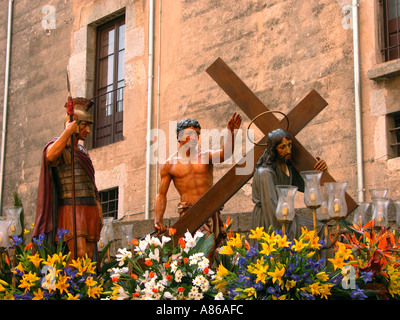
[24,242,33,251]
[131,238,139,246]
[164,262,170,268]
[223,216,232,229]
[145,259,153,267]
[183,257,189,264]
[152,288,158,293]
[149,271,156,278]
[177,287,184,293]
[178,238,186,249]
[132,292,140,297]
[131,273,138,280]
[203,267,209,275]
[168,228,177,236]
[166,274,172,281]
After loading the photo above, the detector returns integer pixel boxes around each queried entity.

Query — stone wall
[1,0,398,234]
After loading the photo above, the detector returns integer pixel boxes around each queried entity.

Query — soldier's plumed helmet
[64,97,94,124]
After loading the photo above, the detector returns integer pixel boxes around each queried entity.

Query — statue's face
[276,137,292,161]
[178,126,200,148]
[78,121,91,141]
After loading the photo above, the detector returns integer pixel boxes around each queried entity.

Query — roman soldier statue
[33,98,102,263]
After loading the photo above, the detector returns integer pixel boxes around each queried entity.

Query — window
[382,0,400,61]
[388,111,400,158]
[99,188,119,219]
[94,15,125,148]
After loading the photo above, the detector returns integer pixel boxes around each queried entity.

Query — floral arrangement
[1,228,104,300]
[213,226,339,300]
[104,228,222,300]
[329,220,400,300]
[213,225,384,300]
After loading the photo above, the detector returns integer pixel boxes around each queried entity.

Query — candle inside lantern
[309,188,317,205]
[99,240,104,249]
[282,203,289,219]
[333,199,340,215]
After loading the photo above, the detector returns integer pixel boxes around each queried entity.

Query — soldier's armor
[52,148,97,206]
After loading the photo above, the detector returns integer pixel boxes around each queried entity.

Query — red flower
[132,292,140,297]
[152,288,158,293]
[183,257,189,264]
[145,259,153,267]
[178,238,186,249]
[164,262,170,268]
[177,287,184,293]
[203,267,209,275]
[149,271,156,278]
[166,274,172,281]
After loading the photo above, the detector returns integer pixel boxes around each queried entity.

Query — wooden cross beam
[170,57,358,241]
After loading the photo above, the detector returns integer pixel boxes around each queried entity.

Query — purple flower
[33,233,45,249]
[350,286,368,300]
[57,228,69,242]
[10,235,22,248]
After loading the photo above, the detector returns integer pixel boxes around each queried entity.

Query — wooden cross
[169,57,358,241]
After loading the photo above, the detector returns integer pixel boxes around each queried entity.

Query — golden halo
[246,110,290,146]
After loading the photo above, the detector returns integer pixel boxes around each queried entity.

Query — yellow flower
[0,279,9,292]
[261,231,279,245]
[259,242,276,256]
[85,276,97,287]
[291,239,307,252]
[11,262,24,275]
[243,287,257,299]
[219,245,234,255]
[316,271,329,282]
[32,288,44,300]
[327,256,346,270]
[249,227,265,240]
[216,262,229,279]
[27,253,44,268]
[285,279,297,291]
[275,234,291,249]
[55,274,70,295]
[87,285,103,299]
[267,266,285,287]
[228,233,243,249]
[214,280,228,292]
[67,293,81,300]
[19,272,40,293]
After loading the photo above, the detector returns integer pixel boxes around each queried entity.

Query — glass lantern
[0,217,11,248]
[352,202,370,226]
[324,182,348,220]
[119,224,134,248]
[3,206,22,237]
[316,185,330,223]
[300,171,323,209]
[393,199,400,228]
[369,188,388,199]
[371,197,390,228]
[275,185,297,234]
[98,217,114,251]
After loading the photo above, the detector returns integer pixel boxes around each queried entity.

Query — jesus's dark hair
[256,128,292,168]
